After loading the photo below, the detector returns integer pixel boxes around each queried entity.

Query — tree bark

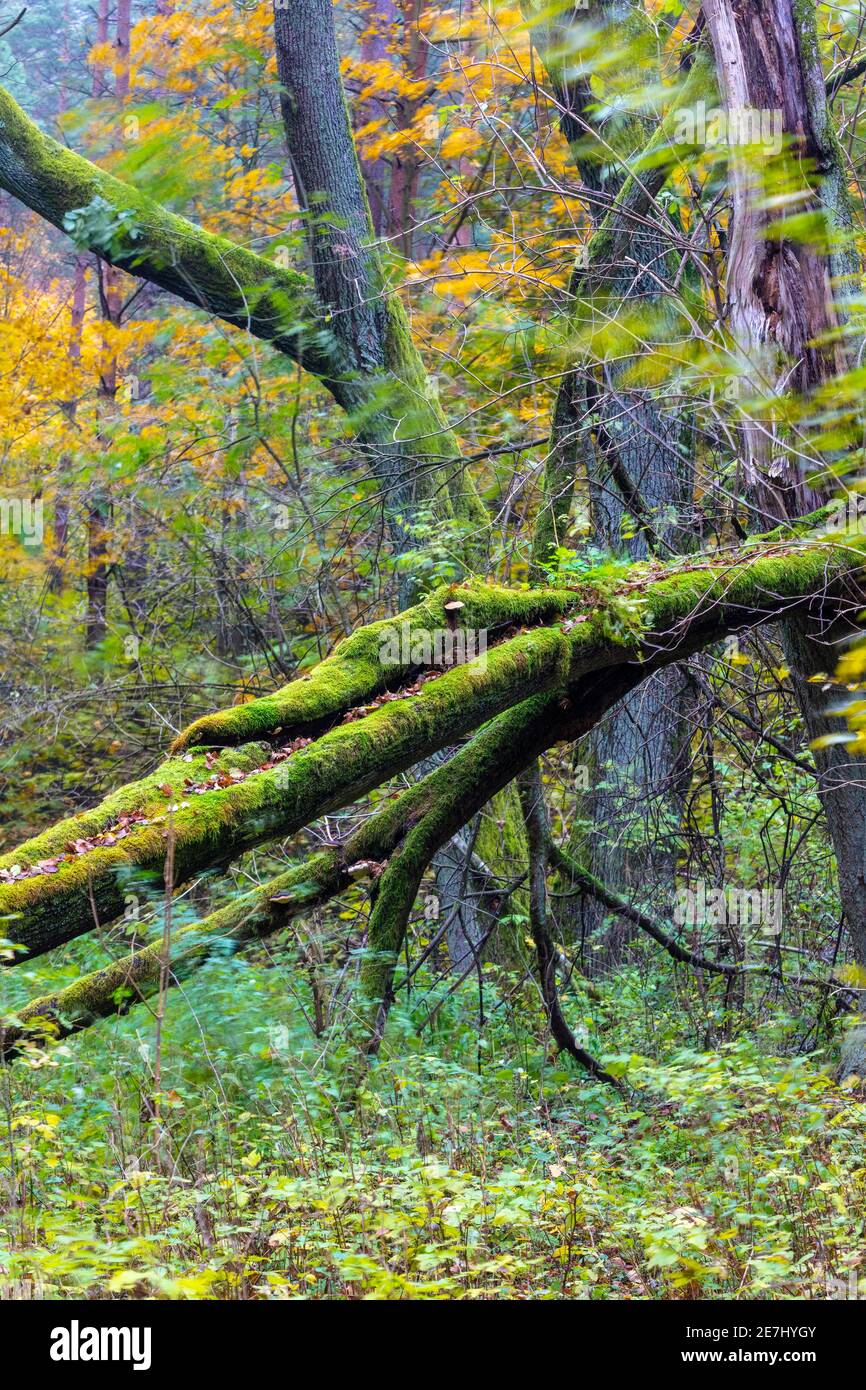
[272,0,485,554]
[526,3,705,966]
[356,0,398,237]
[0,523,860,963]
[702,0,866,992]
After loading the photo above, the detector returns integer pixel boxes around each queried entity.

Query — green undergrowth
[1,935,863,1301]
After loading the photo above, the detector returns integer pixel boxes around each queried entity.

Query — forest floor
[2,937,863,1300]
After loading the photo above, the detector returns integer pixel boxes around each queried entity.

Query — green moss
[171,581,576,751]
[0,743,269,874]
[642,542,858,638]
[792,0,821,74]
[3,527,864,966]
[0,85,343,384]
[357,692,569,1019]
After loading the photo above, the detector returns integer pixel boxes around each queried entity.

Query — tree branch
[518,762,623,1087]
[0,86,346,387]
[0,522,861,964]
[548,843,738,976]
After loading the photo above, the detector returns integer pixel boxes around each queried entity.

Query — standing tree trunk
[273,0,485,570]
[386,0,429,259]
[703,0,866,1072]
[51,259,86,591]
[526,0,697,968]
[85,0,133,646]
[52,11,87,592]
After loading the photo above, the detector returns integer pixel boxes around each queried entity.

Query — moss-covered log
[0,612,583,960]
[0,692,602,1060]
[172,582,571,751]
[0,524,862,965]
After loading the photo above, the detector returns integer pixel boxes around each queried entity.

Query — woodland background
[1,0,866,1300]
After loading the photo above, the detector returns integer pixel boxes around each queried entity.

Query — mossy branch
[0,86,349,388]
[548,844,738,976]
[0,522,861,964]
[171,582,572,752]
[0,82,485,547]
[0,694,585,1061]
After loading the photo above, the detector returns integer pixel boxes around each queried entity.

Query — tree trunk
[356,0,398,237]
[51,12,85,593]
[86,259,120,648]
[526,0,699,966]
[703,0,866,986]
[272,0,485,564]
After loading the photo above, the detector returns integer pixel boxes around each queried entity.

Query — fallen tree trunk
[0,517,860,965]
[0,688,627,1061]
